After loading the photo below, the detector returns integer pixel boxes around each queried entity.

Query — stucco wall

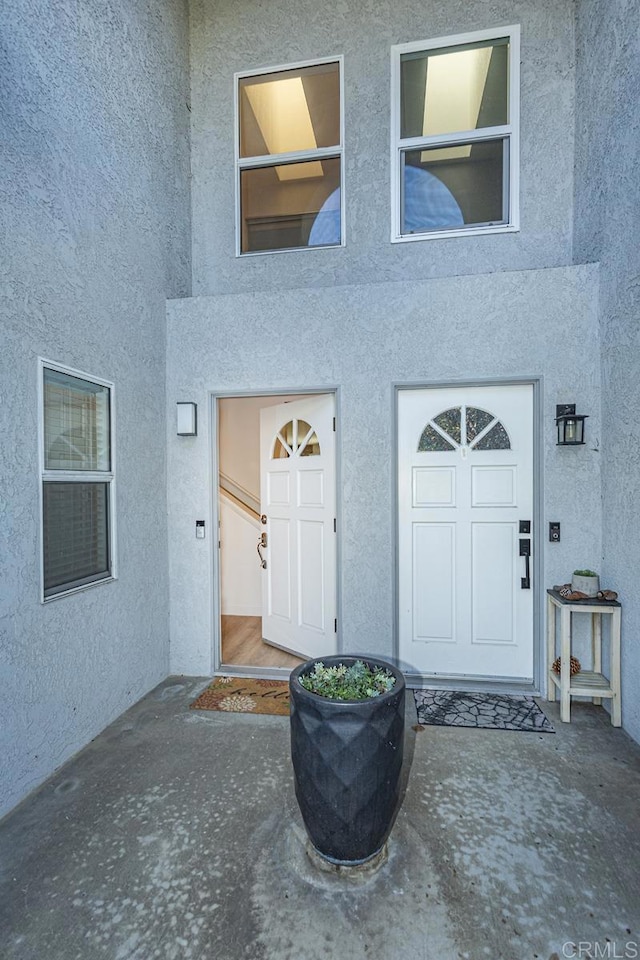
[574,1,640,742]
[167,264,601,679]
[0,0,191,819]
[189,0,575,298]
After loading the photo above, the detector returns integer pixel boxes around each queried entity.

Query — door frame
[210,387,342,680]
[393,376,544,695]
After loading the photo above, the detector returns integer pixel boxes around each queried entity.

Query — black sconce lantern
[555,404,588,446]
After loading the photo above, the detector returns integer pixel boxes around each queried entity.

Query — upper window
[391,26,519,242]
[236,58,344,255]
[40,362,115,600]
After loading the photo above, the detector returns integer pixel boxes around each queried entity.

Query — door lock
[261,514,267,525]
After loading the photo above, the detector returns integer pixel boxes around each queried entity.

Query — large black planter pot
[289,655,406,865]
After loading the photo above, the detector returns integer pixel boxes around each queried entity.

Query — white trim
[38,358,117,603]
[390,24,521,243]
[397,124,513,151]
[236,145,342,169]
[234,55,345,257]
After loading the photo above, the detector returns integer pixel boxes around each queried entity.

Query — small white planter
[571,573,600,597]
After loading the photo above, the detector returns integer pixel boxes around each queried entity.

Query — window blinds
[44,370,110,471]
[42,367,112,598]
[43,483,109,595]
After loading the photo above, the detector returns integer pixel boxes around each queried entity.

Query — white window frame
[390,25,520,243]
[38,358,117,602]
[234,55,345,257]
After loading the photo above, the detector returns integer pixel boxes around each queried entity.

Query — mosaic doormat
[413,690,554,732]
[190,677,290,716]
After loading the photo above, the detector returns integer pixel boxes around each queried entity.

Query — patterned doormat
[190,677,290,716]
[413,690,554,732]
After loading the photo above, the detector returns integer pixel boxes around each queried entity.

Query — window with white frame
[40,362,115,600]
[391,26,519,241]
[236,58,344,255]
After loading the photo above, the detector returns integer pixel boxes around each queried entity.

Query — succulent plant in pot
[572,569,600,597]
[289,655,406,866]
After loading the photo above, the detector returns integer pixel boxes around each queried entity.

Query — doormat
[413,690,554,732]
[190,677,290,716]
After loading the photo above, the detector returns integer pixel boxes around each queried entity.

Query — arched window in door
[418,406,510,452]
[271,419,321,459]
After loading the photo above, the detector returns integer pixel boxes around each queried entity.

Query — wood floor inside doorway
[221,616,304,669]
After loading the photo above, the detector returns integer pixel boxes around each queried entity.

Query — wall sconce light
[555,404,588,446]
[177,402,197,437]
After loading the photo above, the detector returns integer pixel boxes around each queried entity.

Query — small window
[40,362,115,600]
[271,419,321,459]
[418,406,510,451]
[236,58,343,255]
[391,26,519,242]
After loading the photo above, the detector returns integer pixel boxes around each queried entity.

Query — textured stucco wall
[189,0,575,298]
[167,264,601,678]
[0,0,191,818]
[574,1,640,741]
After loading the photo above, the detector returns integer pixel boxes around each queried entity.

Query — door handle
[519,538,531,589]
[257,537,267,569]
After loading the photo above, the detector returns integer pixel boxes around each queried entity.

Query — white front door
[259,395,337,660]
[398,384,534,681]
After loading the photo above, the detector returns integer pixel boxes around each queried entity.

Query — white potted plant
[571,568,600,597]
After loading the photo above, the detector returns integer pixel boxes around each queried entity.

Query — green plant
[573,569,598,577]
[299,660,396,700]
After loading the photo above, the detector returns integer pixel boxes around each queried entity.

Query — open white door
[398,384,534,681]
[259,395,337,660]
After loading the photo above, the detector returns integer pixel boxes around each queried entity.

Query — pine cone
[552,656,581,676]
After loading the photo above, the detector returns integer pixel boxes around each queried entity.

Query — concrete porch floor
[1,677,639,960]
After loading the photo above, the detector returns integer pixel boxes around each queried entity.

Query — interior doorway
[216,391,337,673]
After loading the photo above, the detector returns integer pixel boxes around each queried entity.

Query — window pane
[400,39,508,139]
[473,422,511,450]
[402,139,506,234]
[44,369,110,471]
[272,437,290,459]
[418,425,455,452]
[240,157,341,252]
[239,62,340,158]
[433,407,462,444]
[298,424,320,456]
[43,482,110,596]
[465,407,494,444]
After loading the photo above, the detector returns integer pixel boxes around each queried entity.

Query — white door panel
[413,523,455,642]
[267,517,291,620]
[399,384,534,681]
[260,395,336,660]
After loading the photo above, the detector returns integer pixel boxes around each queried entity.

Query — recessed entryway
[398,383,535,683]
[216,392,337,672]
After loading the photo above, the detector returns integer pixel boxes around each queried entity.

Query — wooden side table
[547,589,621,725]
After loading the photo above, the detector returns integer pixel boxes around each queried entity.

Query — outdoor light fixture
[176,402,197,437]
[555,404,587,446]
